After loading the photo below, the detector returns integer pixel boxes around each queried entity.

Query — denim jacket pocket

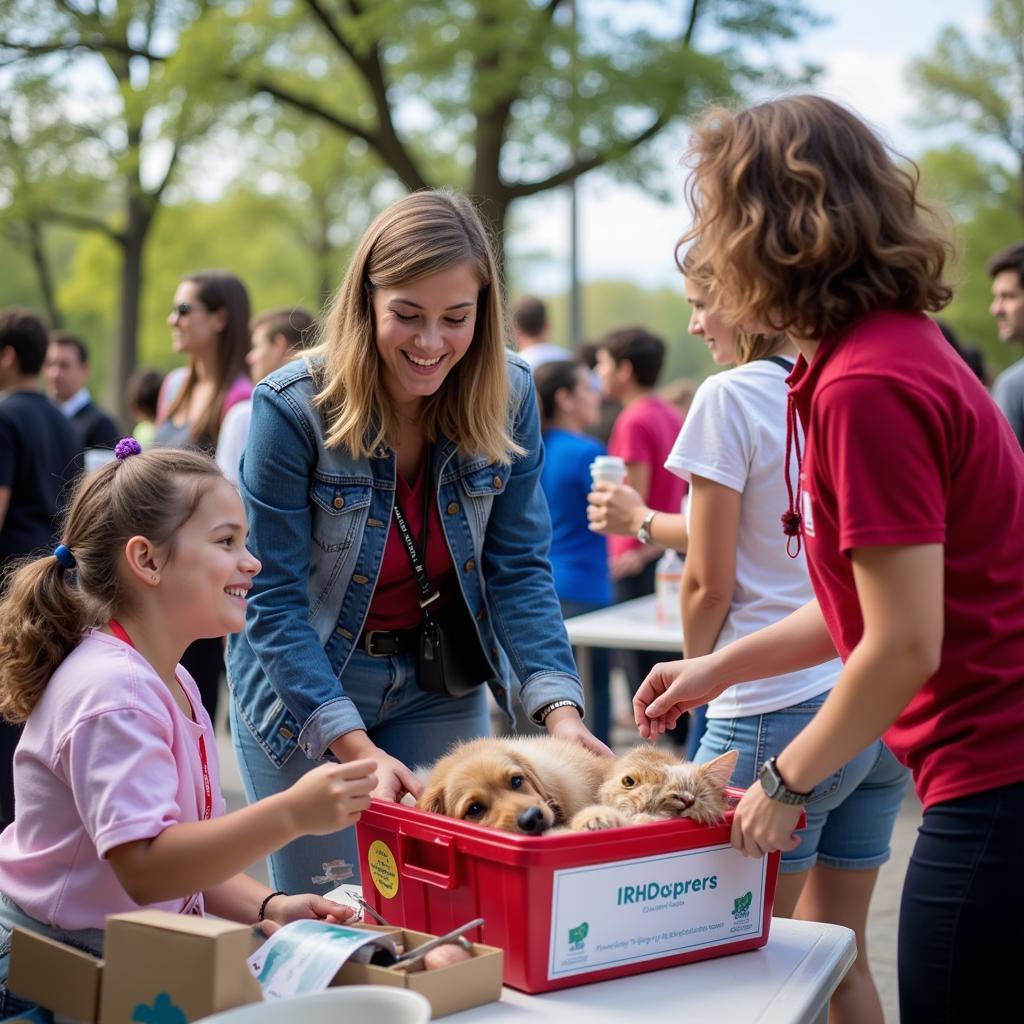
[459,462,512,497]
[310,477,371,553]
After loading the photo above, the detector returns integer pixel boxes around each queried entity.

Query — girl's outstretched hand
[633,657,725,739]
[286,759,377,835]
[258,893,357,936]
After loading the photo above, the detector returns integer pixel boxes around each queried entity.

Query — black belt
[358,627,419,657]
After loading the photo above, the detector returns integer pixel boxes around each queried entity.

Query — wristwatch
[757,756,813,805]
[534,699,582,725]
[636,510,658,545]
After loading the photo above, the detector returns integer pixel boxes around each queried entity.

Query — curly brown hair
[679,95,954,339]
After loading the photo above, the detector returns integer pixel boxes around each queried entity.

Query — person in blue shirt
[535,360,614,745]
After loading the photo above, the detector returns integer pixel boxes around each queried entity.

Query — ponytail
[0,555,90,722]
[0,445,223,722]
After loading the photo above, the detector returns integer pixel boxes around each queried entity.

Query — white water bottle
[655,549,684,626]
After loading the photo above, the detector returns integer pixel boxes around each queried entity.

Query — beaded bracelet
[257,890,288,922]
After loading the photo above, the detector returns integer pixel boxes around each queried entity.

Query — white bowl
[193,986,432,1024]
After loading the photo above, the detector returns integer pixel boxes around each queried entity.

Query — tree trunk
[108,192,150,428]
[472,126,511,290]
[25,218,62,328]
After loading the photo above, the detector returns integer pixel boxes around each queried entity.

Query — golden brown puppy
[570,747,739,831]
[417,736,609,834]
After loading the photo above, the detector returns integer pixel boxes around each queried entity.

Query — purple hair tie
[114,437,143,461]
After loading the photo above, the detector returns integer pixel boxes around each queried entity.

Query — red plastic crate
[356,788,783,993]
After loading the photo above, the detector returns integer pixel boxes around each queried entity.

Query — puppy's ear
[417,778,448,816]
[515,753,550,805]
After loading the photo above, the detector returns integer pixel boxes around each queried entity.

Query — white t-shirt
[665,358,840,718]
[216,399,251,487]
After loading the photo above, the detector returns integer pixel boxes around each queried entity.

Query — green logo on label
[731,891,752,919]
[568,922,589,949]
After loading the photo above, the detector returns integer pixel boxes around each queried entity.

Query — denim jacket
[226,351,583,767]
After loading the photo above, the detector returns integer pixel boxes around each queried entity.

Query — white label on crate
[547,843,767,979]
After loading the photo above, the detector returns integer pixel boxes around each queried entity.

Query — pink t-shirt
[0,630,226,930]
[607,394,686,558]
[790,309,1024,810]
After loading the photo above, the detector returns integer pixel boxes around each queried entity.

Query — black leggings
[898,778,1024,1022]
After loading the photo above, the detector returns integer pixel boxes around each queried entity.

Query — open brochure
[247,920,398,1000]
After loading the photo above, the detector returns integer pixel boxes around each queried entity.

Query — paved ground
[216,677,919,1023]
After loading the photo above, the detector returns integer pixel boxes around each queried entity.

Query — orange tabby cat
[569,747,739,831]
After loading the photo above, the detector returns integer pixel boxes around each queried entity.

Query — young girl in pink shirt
[0,441,377,1016]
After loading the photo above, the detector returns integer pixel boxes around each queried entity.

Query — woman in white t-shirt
[665,262,908,1024]
[591,259,909,1022]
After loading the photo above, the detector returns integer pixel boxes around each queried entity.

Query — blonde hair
[0,450,223,722]
[312,190,522,464]
[680,95,953,339]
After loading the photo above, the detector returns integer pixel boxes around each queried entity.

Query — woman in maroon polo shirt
[633,95,1024,1024]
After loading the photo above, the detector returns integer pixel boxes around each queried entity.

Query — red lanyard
[108,619,213,822]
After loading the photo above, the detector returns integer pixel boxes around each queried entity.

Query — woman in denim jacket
[228,191,611,894]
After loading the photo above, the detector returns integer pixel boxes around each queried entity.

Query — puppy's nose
[517,806,548,834]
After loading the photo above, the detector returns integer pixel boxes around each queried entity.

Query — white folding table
[563,594,682,729]
[446,918,855,1024]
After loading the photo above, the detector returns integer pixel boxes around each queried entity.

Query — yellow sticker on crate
[368,839,399,899]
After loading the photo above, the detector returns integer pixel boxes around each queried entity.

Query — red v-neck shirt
[789,309,1024,809]
[363,460,456,631]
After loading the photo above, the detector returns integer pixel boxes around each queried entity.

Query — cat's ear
[700,749,739,790]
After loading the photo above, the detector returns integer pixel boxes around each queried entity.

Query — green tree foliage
[230,0,820,265]
[909,1,1024,374]
[0,0,244,418]
[53,189,326,392]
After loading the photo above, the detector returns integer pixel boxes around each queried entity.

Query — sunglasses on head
[171,302,192,317]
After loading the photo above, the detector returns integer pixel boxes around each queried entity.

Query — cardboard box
[100,910,263,1024]
[9,910,262,1024]
[357,789,789,993]
[9,928,103,1023]
[335,925,503,1017]
[10,912,500,1022]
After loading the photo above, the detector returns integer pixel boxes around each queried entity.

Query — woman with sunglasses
[155,271,254,722]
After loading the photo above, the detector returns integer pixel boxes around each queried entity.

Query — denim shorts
[231,648,491,895]
[695,693,909,874]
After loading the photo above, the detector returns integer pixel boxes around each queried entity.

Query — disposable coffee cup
[590,455,627,486]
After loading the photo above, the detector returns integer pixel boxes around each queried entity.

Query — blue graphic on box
[132,993,187,1024]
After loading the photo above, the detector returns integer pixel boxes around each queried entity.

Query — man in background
[511,295,565,369]
[44,331,121,454]
[0,308,83,831]
[988,241,1024,447]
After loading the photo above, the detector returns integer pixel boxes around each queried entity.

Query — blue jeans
[230,648,491,894]
[695,693,909,874]
[0,893,103,1019]
[559,599,611,747]
[898,779,1024,1023]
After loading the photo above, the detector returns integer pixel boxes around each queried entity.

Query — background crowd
[2,101,1024,1024]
